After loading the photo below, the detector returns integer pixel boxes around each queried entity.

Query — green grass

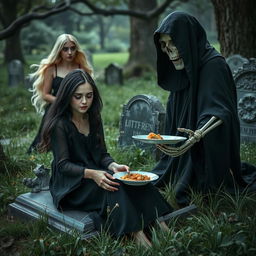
[0,53,256,255]
[93,51,129,69]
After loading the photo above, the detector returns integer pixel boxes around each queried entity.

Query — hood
[154,11,221,92]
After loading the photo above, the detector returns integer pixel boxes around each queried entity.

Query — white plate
[132,135,187,144]
[113,171,159,186]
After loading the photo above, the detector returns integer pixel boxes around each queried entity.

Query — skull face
[159,33,184,70]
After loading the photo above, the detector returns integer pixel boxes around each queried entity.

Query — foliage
[0,53,256,255]
[21,21,59,55]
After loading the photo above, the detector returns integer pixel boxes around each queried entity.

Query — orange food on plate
[121,173,150,181]
[147,132,163,140]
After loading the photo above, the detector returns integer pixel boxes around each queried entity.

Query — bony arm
[157,116,223,157]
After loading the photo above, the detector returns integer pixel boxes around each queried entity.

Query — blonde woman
[28,34,93,153]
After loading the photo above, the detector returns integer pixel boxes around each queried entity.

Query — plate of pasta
[132,132,187,144]
[113,171,159,186]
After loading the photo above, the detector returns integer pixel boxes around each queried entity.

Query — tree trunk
[211,0,256,58]
[4,30,24,63]
[2,0,24,63]
[125,0,158,77]
[97,16,106,50]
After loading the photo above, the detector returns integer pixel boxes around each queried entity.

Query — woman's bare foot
[133,230,152,248]
[159,221,170,232]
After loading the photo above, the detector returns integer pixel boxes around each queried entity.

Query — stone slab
[8,191,197,239]
[158,204,197,222]
[8,191,98,239]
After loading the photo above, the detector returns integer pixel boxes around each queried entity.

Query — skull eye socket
[159,40,167,49]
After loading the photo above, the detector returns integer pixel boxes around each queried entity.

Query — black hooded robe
[151,11,255,206]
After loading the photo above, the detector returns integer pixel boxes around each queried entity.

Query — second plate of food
[113,171,159,186]
[132,135,187,144]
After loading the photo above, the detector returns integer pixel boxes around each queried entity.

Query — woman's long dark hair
[39,69,103,152]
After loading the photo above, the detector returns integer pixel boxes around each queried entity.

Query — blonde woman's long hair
[30,34,93,114]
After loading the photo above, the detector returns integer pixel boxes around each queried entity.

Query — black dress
[27,73,63,153]
[50,117,173,237]
[152,12,256,206]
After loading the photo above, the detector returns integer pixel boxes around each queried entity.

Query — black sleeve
[51,121,85,177]
[98,120,115,169]
[197,57,237,128]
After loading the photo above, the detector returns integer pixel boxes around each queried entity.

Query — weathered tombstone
[7,59,24,87]
[105,63,123,85]
[226,54,249,74]
[118,94,166,158]
[8,165,197,238]
[233,58,256,143]
[8,165,97,239]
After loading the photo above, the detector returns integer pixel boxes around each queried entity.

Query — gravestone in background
[105,63,123,85]
[226,54,249,74]
[118,94,166,159]
[233,58,256,143]
[7,59,24,87]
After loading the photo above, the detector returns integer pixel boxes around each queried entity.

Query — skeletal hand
[157,116,223,157]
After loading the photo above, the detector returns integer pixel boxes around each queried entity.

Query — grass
[0,52,256,255]
[93,52,129,70]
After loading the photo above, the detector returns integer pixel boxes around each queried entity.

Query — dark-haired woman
[40,69,172,247]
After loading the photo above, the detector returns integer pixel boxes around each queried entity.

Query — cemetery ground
[1,53,256,255]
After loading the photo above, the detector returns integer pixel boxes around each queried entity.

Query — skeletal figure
[151,11,256,206]
[157,32,222,157]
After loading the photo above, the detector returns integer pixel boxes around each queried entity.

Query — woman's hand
[84,169,120,192]
[108,162,130,173]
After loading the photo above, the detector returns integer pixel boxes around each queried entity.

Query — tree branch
[76,0,173,18]
[0,2,71,40]
[0,0,179,40]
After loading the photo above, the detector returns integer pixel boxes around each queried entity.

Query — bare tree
[0,0,174,40]
[0,0,174,66]
[211,0,256,58]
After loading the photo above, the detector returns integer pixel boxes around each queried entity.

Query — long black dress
[27,72,63,153]
[151,11,256,206]
[50,117,172,237]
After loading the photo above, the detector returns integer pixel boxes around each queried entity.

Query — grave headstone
[118,94,166,158]
[7,59,24,87]
[8,162,197,239]
[105,63,123,85]
[233,58,256,143]
[8,161,197,240]
[226,54,249,74]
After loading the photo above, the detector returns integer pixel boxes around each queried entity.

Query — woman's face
[70,82,94,116]
[60,40,77,62]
